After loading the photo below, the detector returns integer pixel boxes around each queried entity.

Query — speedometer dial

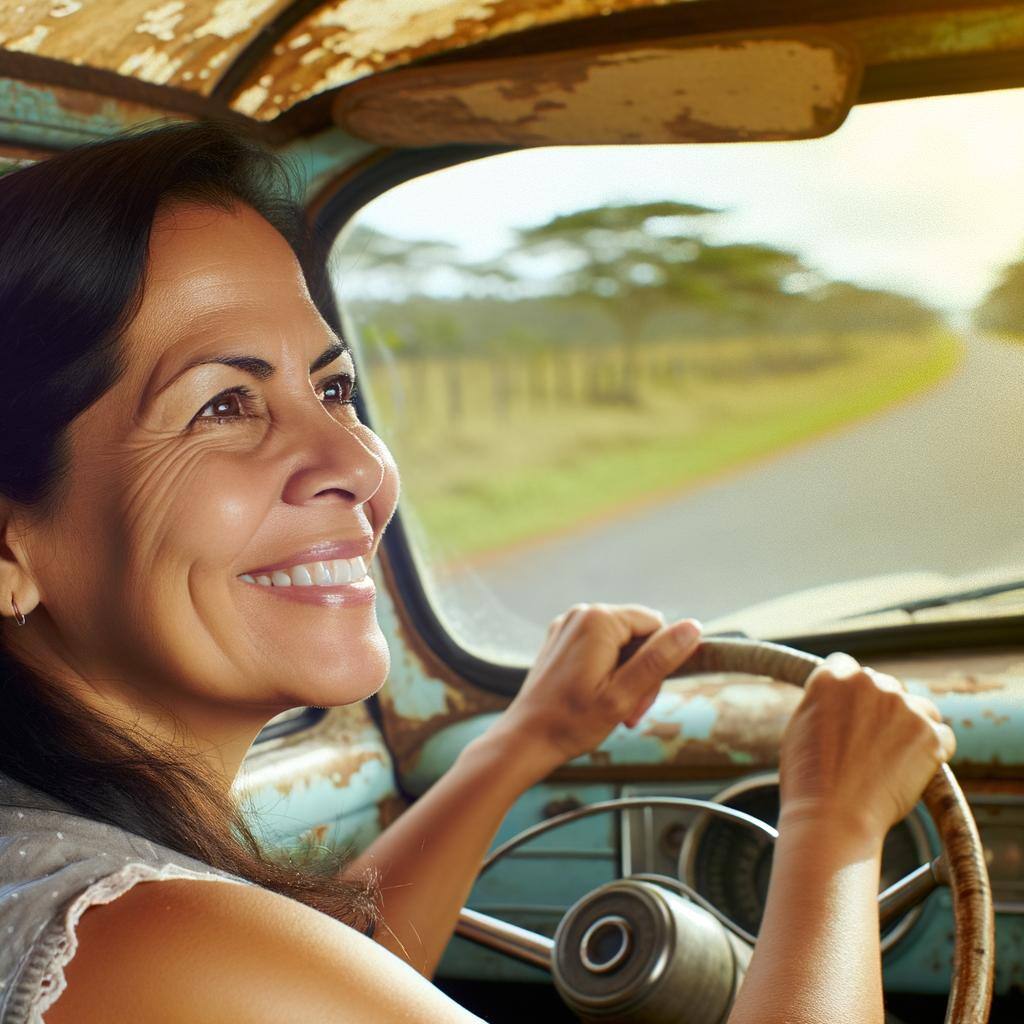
[679,774,931,951]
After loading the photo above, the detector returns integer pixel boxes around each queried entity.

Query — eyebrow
[159,341,349,394]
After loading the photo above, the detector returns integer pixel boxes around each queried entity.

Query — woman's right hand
[778,651,957,841]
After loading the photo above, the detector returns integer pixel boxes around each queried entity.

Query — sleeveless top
[0,771,255,1023]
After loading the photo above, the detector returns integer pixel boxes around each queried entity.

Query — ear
[0,501,41,624]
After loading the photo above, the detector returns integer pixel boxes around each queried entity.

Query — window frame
[312,145,1024,698]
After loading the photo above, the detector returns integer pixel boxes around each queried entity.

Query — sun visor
[331,28,863,148]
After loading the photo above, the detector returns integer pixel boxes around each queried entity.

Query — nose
[280,410,386,509]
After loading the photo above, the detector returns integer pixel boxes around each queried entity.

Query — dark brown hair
[0,118,378,933]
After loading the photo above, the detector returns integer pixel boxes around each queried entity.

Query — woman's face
[14,201,399,731]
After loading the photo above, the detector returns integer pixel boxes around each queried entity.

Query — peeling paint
[224,2,1024,121]
[134,2,186,44]
[192,0,279,41]
[233,81,268,115]
[982,709,1011,727]
[926,673,1008,695]
[7,24,49,53]
[0,77,181,150]
[235,697,401,858]
[372,554,506,772]
[117,45,183,84]
[2,1,1024,124]
[335,34,857,147]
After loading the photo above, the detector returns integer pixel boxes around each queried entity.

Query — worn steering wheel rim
[675,638,996,1024]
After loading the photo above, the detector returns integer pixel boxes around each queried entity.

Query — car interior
[1,2,1022,1022]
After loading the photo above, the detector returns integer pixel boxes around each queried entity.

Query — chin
[277,621,391,708]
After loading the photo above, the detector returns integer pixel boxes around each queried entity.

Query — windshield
[332,86,1024,660]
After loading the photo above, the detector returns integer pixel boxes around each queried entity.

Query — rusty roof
[1,0,1024,140]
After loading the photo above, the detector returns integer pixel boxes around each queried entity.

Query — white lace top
[0,771,254,1022]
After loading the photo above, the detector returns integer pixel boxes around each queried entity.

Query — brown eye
[192,386,254,426]
[319,373,356,405]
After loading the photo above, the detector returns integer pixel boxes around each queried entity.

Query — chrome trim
[456,907,554,970]
[579,915,632,973]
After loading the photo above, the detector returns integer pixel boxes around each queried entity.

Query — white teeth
[241,556,370,588]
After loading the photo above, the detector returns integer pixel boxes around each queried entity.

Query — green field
[361,331,963,563]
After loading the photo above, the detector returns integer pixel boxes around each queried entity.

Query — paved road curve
[436,333,1024,646]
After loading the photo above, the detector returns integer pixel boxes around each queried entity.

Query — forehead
[125,201,324,373]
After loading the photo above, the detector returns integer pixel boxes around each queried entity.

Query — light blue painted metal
[0,77,174,149]
[276,124,376,204]
[912,682,1024,769]
[441,782,618,982]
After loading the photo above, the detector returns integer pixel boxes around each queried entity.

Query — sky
[339,86,1024,318]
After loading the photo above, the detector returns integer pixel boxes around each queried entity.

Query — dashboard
[389,643,1024,1003]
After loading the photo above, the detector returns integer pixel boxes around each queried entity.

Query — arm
[343,606,703,977]
[339,727,548,976]
[729,817,885,1024]
[47,877,484,1024]
[729,652,956,1024]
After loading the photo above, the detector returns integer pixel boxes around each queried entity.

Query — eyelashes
[190,373,357,428]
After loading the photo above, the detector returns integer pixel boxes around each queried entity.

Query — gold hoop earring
[10,595,26,627]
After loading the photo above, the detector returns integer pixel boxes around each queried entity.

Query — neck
[3,622,279,791]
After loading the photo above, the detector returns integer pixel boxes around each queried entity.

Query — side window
[330,88,1024,663]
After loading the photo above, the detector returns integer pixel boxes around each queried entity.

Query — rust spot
[306,823,329,844]
[926,674,1007,695]
[236,700,390,800]
[962,718,974,728]
[706,682,800,765]
[643,721,680,741]
[981,709,1011,727]
[373,551,507,773]
[332,31,859,147]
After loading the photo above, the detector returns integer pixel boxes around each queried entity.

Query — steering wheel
[454,638,995,1024]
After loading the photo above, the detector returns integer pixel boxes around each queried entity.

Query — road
[434,333,1024,647]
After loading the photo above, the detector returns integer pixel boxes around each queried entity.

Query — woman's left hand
[488,604,702,776]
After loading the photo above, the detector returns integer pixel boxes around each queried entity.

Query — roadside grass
[363,331,963,563]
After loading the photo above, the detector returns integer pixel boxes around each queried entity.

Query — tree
[508,201,724,400]
[332,224,465,304]
[975,253,1024,334]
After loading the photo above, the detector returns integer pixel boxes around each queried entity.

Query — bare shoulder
[46,876,481,1024]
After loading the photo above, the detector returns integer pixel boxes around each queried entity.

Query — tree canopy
[975,253,1024,333]
[339,199,940,353]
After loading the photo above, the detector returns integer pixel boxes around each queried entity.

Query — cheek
[116,437,275,582]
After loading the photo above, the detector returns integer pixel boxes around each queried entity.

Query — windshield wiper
[843,578,1024,618]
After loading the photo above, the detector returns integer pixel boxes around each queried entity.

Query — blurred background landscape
[330,89,1024,655]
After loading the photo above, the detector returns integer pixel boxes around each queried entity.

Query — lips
[240,537,373,578]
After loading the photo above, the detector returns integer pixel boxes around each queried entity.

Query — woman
[0,119,955,1023]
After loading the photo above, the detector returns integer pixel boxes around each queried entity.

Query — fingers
[623,689,659,729]
[542,603,666,664]
[811,653,904,693]
[934,721,957,761]
[809,652,956,764]
[615,618,702,708]
[905,693,942,723]
[555,602,665,636]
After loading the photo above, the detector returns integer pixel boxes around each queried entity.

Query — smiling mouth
[239,556,368,588]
